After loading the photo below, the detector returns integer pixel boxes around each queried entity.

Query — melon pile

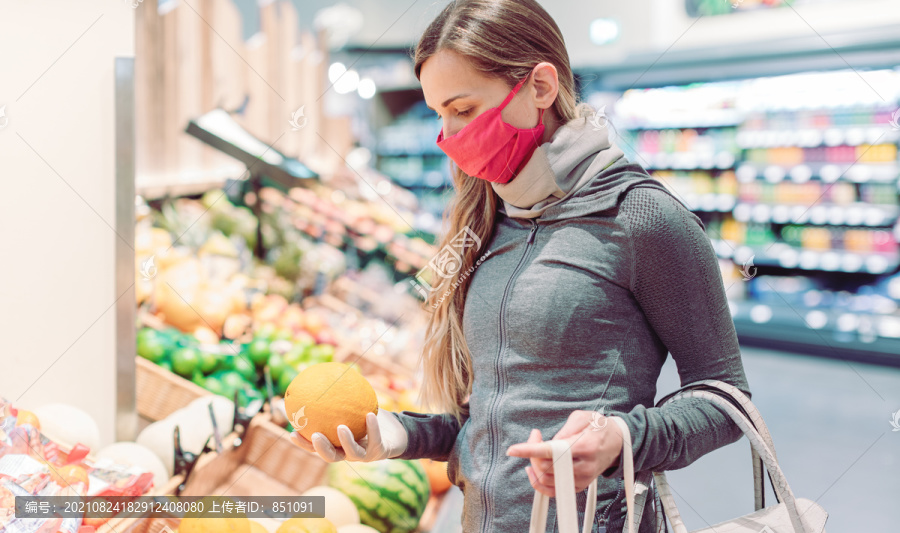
[328,460,430,533]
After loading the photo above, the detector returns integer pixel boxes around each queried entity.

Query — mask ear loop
[498,76,529,110]
[500,72,547,131]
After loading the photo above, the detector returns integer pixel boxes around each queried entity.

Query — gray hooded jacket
[395,117,751,533]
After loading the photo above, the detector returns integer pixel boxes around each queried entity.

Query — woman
[291,1,752,531]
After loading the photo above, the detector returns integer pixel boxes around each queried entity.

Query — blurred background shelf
[730,300,900,368]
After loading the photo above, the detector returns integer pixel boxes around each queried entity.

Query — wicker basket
[108,412,445,533]
[135,356,210,422]
[109,412,326,532]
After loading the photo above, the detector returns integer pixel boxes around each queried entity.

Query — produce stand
[110,411,444,533]
[185,109,318,260]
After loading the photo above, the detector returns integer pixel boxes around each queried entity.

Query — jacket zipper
[481,218,539,532]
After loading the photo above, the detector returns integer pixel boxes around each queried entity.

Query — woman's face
[420,49,544,139]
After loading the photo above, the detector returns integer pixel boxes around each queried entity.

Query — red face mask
[436,74,546,184]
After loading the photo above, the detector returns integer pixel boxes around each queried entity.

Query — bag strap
[528,439,598,533]
[611,417,638,533]
[652,380,778,511]
[616,391,811,533]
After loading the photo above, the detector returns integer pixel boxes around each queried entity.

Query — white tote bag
[529,380,829,533]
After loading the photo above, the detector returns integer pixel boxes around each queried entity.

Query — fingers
[506,429,553,459]
[525,429,553,483]
[526,465,555,498]
[506,442,554,459]
[366,412,382,446]
[337,424,368,460]
[311,432,345,462]
[289,432,316,454]
[553,411,592,440]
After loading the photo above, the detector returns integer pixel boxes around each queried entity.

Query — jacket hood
[495,113,678,221]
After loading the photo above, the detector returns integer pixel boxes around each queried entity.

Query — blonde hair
[414,0,582,420]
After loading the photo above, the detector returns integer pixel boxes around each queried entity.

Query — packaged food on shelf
[0,398,156,532]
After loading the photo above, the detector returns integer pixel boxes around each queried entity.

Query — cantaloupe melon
[31,404,100,452]
[136,419,180,476]
[276,518,336,533]
[96,442,169,488]
[300,486,359,528]
[180,515,250,533]
[283,363,377,447]
[188,395,234,435]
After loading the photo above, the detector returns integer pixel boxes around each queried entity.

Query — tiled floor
[657,345,900,533]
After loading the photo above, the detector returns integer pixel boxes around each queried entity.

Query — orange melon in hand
[283,363,377,447]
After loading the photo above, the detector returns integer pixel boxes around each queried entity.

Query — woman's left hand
[506,411,623,497]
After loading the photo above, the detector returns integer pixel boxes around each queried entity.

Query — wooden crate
[109,412,325,532]
[136,356,210,422]
[108,412,446,533]
[94,357,227,532]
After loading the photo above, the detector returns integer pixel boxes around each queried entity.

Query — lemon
[284,362,377,447]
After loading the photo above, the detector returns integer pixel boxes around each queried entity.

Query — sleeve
[393,406,468,462]
[601,186,752,479]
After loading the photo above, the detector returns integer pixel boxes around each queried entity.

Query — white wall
[0,0,134,447]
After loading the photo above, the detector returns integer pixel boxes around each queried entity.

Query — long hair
[414,0,582,420]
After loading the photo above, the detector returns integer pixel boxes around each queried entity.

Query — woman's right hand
[289,409,409,463]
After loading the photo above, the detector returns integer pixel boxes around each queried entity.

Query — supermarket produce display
[131,158,447,532]
[608,68,900,363]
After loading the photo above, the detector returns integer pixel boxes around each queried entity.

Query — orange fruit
[15,409,40,430]
[421,459,452,495]
[49,464,89,492]
[180,516,250,533]
[276,518,336,533]
[283,362,377,447]
[248,521,268,533]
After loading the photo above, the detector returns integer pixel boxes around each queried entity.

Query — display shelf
[260,186,434,277]
[732,202,899,227]
[610,69,900,370]
[615,117,743,130]
[712,240,899,274]
[736,126,900,149]
[674,193,737,212]
[735,162,899,183]
[641,158,736,171]
[730,300,900,368]
[186,110,318,190]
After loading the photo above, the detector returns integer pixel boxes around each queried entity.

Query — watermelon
[328,459,430,533]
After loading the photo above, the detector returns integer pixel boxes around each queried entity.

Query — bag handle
[528,439,598,533]
[615,391,811,533]
[650,380,779,512]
